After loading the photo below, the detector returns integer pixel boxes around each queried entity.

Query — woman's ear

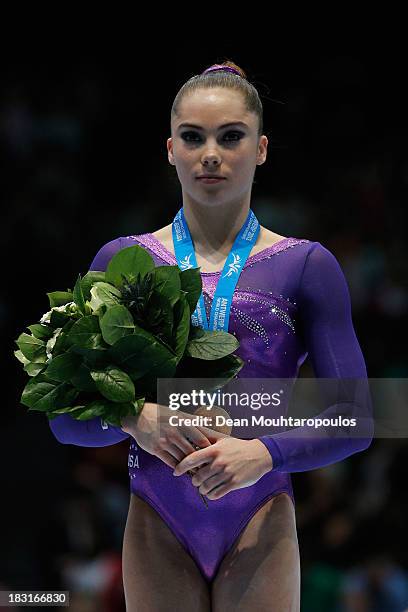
[167,137,175,165]
[257,135,268,165]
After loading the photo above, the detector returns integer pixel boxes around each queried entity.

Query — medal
[172,206,260,331]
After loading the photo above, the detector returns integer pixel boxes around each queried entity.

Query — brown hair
[171,59,264,137]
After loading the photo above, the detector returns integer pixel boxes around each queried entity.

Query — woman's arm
[48,237,131,446]
[49,412,130,447]
[258,241,374,472]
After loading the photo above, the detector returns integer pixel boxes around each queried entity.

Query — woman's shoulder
[297,240,349,292]
[258,226,287,249]
[301,239,343,265]
[89,236,124,271]
[150,224,172,241]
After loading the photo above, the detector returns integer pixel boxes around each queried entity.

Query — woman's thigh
[211,492,301,612]
[122,494,211,612]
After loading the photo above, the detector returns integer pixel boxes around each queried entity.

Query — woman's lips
[196,177,226,184]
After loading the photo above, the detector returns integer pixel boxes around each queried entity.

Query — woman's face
[167,87,268,207]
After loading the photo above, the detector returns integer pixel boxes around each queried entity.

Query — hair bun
[202,61,246,79]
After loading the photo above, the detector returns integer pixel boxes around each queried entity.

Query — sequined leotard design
[49,233,373,582]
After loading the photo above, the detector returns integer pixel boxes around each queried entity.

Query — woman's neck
[183,199,250,257]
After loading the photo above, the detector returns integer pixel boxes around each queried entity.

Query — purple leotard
[49,232,373,582]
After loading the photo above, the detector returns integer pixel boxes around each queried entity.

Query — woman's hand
[120,403,220,470]
[172,437,274,500]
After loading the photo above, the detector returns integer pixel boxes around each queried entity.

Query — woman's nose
[202,153,221,166]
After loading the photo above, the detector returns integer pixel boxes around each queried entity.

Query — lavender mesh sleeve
[48,237,131,446]
[258,242,374,472]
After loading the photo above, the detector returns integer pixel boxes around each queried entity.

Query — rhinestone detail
[235,293,295,332]
[230,304,270,347]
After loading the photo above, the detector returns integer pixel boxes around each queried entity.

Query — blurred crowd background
[1,42,407,611]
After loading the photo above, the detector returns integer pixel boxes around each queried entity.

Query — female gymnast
[49,61,373,611]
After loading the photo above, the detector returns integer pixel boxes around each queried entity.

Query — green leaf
[45,352,82,382]
[14,349,30,365]
[89,282,121,314]
[47,291,73,308]
[47,396,145,426]
[80,271,106,300]
[73,273,86,315]
[172,295,191,363]
[150,266,181,306]
[144,292,174,340]
[24,362,47,377]
[21,374,79,411]
[101,398,145,427]
[27,324,54,341]
[47,404,89,418]
[70,362,98,392]
[100,305,135,345]
[185,330,240,360]
[50,309,71,328]
[76,397,144,423]
[131,355,178,396]
[72,347,110,370]
[188,325,206,341]
[179,267,203,314]
[109,328,176,378]
[176,353,244,386]
[73,399,110,420]
[90,366,135,402]
[52,319,76,356]
[16,333,47,363]
[106,245,156,289]
[67,315,105,349]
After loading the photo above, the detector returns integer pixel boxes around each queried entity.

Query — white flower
[40,301,76,324]
[46,327,63,360]
[40,310,52,324]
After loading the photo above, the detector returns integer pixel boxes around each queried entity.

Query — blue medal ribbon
[172,207,260,331]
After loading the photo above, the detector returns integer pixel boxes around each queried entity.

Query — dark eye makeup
[180,130,244,143]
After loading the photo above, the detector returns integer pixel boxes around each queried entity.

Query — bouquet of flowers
[14,245,244,428]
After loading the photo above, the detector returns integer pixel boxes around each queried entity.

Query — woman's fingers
[165,444,186,463]
[181,425,213,449]
[199,471,230,496]
[171,434,199,455]
[172,440,195,455]
[155,449,180,470]
[191,462,215,486]
[161,407,213,451]
[197,424,230,441]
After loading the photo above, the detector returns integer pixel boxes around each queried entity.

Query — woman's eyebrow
[177,121,248,131]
